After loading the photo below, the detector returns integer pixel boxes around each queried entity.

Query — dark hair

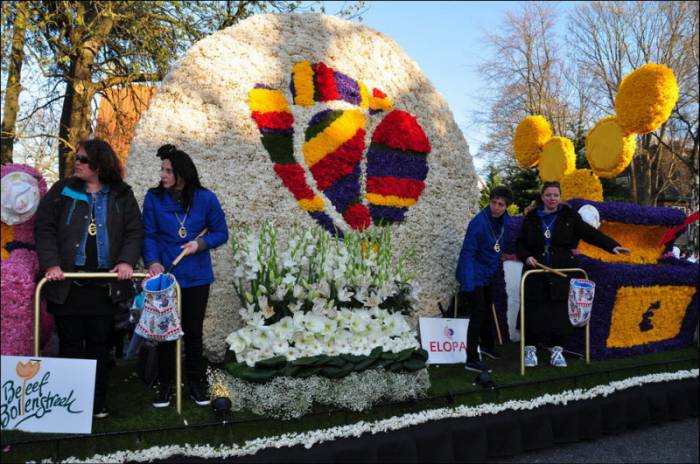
[154,144,204,208]
[489,185,513,205]
[540,181,561,195]
[77,138,123,185]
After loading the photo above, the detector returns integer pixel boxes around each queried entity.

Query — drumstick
[491,303,503,345]
[167,228,208,272]
[534,261,568,278]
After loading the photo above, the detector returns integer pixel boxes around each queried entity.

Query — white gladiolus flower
[258,296,275,319]
[288,300,303,313]
[336,287,353,302]
[272,316,295,340]
[304,314,329,334]
[271,286,287,302]
[293,284,305,299]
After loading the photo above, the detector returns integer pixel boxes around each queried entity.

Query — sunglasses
[75,155,91,164]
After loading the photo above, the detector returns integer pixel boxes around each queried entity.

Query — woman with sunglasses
[35,139,143,418]
[142,144,228,408]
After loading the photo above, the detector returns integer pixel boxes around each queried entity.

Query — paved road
[494,418,699,463]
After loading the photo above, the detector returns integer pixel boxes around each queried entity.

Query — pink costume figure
[1,164,54,355]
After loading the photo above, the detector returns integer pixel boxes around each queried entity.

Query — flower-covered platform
[3,344,697,463]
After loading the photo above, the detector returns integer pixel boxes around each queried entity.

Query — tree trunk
[57,5,114,178]
[0,2,29,165]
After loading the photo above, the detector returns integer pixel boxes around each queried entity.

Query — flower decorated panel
[126,14,478,361]
[606,285,696,348]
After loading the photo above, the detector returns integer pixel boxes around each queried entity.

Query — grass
[2,343,697,462]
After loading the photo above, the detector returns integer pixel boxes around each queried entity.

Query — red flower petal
[313,62,339,102]
[371,110,431,153]
[273,164,316,200]
[251,111,293,129]
[344,203,371,231]
[366,176,425,199]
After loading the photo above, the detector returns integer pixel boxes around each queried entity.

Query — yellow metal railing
[34,272,183,415]
[519,268,590,376]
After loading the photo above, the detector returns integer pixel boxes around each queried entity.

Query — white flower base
[46,369,698,463]
[209,367,430,419]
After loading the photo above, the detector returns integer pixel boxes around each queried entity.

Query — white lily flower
[336,287,354,302]
[271,286,287,302]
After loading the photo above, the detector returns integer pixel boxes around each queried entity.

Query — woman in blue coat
[143,144,229,407]
[456,186,513,373]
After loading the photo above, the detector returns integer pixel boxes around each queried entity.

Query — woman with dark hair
[516,182,629,368]
[457,185,513,373]
[35,138,143,418]
[143,144,228,408]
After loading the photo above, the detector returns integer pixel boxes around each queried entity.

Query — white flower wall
[127,13,479,361]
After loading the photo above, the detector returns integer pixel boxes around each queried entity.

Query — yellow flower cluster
[248,88,290,113]
[1,222,13,261]
[297,196,325,212]
[303,110,365,167]
[577,221,666,265]
[513,115,552,169]
[365,193,417,208]
[615,63,679,135]
[560,169,603,202]
[585,116,636,178]
[538,136,575,182]
[359,82,370,109]
[369,93,393,112]
[292,61,315,107]
[606,285,695,348]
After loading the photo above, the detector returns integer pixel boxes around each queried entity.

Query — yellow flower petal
[513,115,552,169]
[586,116,636,178]
[615,63,679,135]
[538,136,575,182]
[560,169,603,202]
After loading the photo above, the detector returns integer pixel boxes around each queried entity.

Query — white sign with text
[418,317,469,364]
[1,356,96,434]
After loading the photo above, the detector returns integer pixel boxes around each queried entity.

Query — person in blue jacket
[143,144,229,407]
[456,185,513,373]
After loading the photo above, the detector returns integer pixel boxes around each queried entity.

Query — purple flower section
[309,211,343,237]
[366,147,429,181]
[260,127,293,137]
[309,109,333,128]
[323,165,361,214]
[490,265,511,342]
[565,255,699,360]
[370,205,407,224]
[254,83,275,90]
[567,199,686,226]
[333,71,361,105]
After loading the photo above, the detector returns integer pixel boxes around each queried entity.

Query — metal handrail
[34,272,183,415]
[519,267,590,376]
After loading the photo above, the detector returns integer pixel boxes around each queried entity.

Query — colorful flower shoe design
[249,61,431,235]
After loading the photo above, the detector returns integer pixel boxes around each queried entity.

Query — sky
[356,1,575,174]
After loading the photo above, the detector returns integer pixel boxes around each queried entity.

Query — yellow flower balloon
[538,136,575,182]
[560,169,603,202]
[615,63,679,135]
[513,115,552,169]
[586,116,637,178]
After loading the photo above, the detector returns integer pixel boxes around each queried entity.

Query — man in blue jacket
[456,186,513,372]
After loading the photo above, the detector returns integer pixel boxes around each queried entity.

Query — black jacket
[34,177,144,305]
[516,204,619,301]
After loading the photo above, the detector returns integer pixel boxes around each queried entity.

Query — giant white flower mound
[127,13,479,361]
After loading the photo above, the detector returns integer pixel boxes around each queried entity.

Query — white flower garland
[43,369,698,463]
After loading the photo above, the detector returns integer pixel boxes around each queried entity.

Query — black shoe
[93,407,109,419]
[480,347,501,360]
[189,381,211,406]
[464,359,492,373]
[152,382,173,408]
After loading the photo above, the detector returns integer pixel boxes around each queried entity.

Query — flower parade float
[4,16,697,464]
[498,63,698,360]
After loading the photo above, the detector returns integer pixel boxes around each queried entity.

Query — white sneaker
[524,345,538,367]
[550,346,567,367]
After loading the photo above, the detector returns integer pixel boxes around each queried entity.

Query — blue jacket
[142,188,229,288]
[456,208,510,292]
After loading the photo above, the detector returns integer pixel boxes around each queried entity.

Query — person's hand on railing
[44,266,65,281]
[613,246,631,256]
[110,262,134,280]
[148,262,165,277]
[526,256,538,267]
